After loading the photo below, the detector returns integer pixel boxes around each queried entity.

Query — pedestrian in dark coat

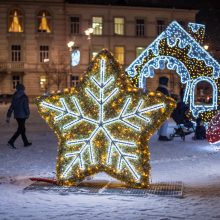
[6,84,32,149]
[156,76,172,141]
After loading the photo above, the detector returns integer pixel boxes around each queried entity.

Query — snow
[1,104,220,220]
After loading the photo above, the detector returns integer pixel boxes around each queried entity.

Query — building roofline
[65,3,198,13]
[65,0,214,10]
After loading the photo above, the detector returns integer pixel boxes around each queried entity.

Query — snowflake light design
[36,50,175,188]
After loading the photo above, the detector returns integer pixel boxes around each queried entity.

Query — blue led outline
[126,21,220,117]
[138,55,191,104]
[138,55,190,89]
[188,22,205,33]
[126,21,220,79]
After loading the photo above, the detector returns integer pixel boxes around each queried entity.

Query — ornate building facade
[0,0,197,99]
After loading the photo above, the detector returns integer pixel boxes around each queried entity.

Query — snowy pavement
[0,104,220,220]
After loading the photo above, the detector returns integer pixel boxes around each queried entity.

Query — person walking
[6,84,32,149]
[156,76,172,141]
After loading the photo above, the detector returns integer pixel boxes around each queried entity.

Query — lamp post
[67,41,75,88]
[67,40,81,88]
[67,41,75,51]
[42,58,50,94]
[84,27,93,61]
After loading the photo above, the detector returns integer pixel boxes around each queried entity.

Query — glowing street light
[84,28,93,61]
[84,28,93,40]
[67,41,75,51]
[204,44,209,50]
[43,58,50,63]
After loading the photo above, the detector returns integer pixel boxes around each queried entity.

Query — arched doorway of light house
[144,68,182,101]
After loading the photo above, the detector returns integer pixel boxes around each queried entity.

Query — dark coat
[171,101,189,124]
[156,85,170,96]
[7,90,30,119]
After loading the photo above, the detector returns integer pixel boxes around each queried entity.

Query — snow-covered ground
[0,104,220,220]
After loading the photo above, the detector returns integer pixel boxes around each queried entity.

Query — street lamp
[42,58,50,94]
[67,40,80,67]
[67,41,75,51]
[84,27,93,40]
[204,44,209,50]
[43,58,50,63]
[84,28,93,61]
[67,40,81,88]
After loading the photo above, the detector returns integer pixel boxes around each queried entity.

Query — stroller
[170,101,195,141]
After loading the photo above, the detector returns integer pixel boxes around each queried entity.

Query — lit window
[12,75,21,89]
[40,45,49,63]
[8,9,23,33]
[114,17,124,35]
[11,45,21,62]
[157,20,166,35]
[195,81,213,105]
[40,75,47,90]
[70,16,80,34]
[136,47,145,57]
[70,75,79,87]
[92,17,103,35]
[38,11,51,33]
[115,46,124,65]
[136,19,145,37]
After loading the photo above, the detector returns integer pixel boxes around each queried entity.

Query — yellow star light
[36,50,176,188]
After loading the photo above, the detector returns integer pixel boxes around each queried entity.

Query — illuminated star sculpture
[36,50,176,188]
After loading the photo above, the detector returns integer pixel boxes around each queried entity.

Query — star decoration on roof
[36,50,176,188]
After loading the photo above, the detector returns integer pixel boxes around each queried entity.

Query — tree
[42,52,69,93]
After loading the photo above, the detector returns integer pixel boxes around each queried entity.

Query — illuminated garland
[126,21,220,121]
[206,111,220,144]
[36,49,176,188]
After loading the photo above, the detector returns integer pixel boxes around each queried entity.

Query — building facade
[0,0,197,99]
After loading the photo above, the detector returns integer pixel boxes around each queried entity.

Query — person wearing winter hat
[156,76,172,141]
[156,76,170,96]
[6,83,32,149]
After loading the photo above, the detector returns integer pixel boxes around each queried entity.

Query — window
[70,75,79,87]
[40,45,49,63]
[37,11,51,33]
[157,20,166,35]
[136,47,145,57]
[136,19,145,37]
[8,9,23,33]
[114,17,124,35]
[92,17,103,35]
[40,75,47,90]
[115,46,124,65]
[70,16,80,34]
[195,81,213,105]
[11,45,21,62]
[12,75,21,89]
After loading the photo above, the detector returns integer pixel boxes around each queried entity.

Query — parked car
[0,94,13,104]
